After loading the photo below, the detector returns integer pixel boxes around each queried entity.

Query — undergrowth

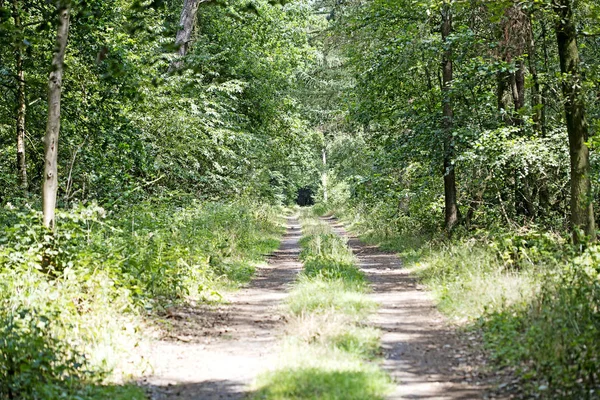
[0,198,283,399]
[330,201,600,398]
[253,210,391,400]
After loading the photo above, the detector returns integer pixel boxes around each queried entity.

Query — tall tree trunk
[12,0,27,192]
[553,0,595,242]
[170,0,207,71]
[42,1,71,230]
[441,2,459,232]
[528,18,543,134]
[322,147,328,203]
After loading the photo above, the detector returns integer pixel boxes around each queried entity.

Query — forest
[0,0,599,398]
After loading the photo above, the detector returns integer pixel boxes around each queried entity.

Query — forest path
[141,216,302,400]
[324,217,499,400]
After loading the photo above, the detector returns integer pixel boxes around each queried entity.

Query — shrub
[483,248,600,397]
[0,309,96,400]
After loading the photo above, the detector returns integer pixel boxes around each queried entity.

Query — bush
[483,248,600,397]
[0,309,96,400]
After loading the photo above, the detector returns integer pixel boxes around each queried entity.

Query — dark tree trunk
[553,0,595,242]
[12,0,27,192]
[441,3,459,232]
[42,1,71,229]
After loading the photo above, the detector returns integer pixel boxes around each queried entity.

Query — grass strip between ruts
[252,210,392,400]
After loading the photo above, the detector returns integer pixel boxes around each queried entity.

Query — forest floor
[139,215,509,399]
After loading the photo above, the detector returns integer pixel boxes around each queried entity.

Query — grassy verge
[331,202,600,398]
[0,198,284,399]
[252,210,391,400]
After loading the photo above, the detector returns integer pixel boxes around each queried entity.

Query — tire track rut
[142,217,302,400]
[324,217,504,400]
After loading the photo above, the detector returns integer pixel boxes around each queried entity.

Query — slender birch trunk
[42,1,71,229]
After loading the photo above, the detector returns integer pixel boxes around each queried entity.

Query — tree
[553,0,595,242]
[441,0,460,231]
[170,0,210,71]
[12,0,27,192]
[42,1,71,229]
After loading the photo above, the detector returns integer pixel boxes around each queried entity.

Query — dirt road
[141,215,503,399]
[142,217,302,400]
[325,217,502,400]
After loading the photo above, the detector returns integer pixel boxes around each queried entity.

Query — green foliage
[341,201,600,397]
[0,309,95,399]
[2,0,600,396]
[288,277,374,317]
[0,308,146,400]
[303,257,365,284]
[105,199,284,302]
[326,326,381,360]
[1,0,316,394]
[320,0,600,239]
[0,199,283,396]
[0,0,321,205]
[296,213,367,294]
[254,365,390,400]
[489,228,569,269]
[483,248,600,397]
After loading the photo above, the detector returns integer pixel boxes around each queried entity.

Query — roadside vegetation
[1,0,315,397]
[312,0,600,397]
[253,210,391,400]
[321,198,599,398]
[0,199,283,399]
[2,0,600,397]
